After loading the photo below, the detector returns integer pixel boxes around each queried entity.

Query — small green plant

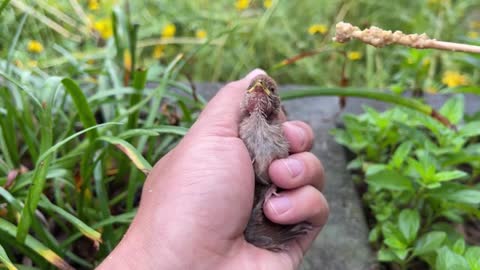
[332,95,480,269]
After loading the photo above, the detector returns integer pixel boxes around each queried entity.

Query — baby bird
[239,74,312,251]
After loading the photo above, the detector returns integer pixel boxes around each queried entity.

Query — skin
[97,69,329,270]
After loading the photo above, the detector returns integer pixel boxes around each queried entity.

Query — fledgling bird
[239,74,312,251]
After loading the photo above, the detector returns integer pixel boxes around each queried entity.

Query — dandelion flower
[308,24,328,35]
[27,40,44,53]
[264,0,273,8]
[442,71,468,87]
[196,29,207,39]
[88,0,99,10]
[93,19,113,39]
[347,51,362,61]
[235,0,250,11]
[162,23,176,38]
[153,45,165,59]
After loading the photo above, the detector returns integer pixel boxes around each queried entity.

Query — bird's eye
[269,86,275,92]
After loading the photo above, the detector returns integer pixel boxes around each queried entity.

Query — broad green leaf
[0,218,74,270]
[459,121,480,138]
[377,247,397,262]
[413,231,446,255]
[465,247,480,270]
[366,169,413,191]
[452,238,466,255]
[398,209,420,244]
[436,246,469,270]
[0,243,17,270]
[429,183,480,205]
[365,164,388,176]
[439,95,464,125]
[390,141,413,169]
[99,136,152,174]
[434,170,468,182]
[384,235,407,250]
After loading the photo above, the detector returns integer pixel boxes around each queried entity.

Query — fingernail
[282,158,304,178]
[283,122,306,148]
[268,196,292,215]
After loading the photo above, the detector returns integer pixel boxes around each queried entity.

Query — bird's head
[242,74,280,117]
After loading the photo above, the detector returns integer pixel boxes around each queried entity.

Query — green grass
[1,0,480,269]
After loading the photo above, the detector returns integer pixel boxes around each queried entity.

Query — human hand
[98,69,329,270]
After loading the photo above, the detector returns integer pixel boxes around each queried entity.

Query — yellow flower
[264,0,272,8]
[88,0,99,10]
[153,45,165,59]
[235,0,250,11]
[93,19,113,39]
[442,71,468,87]
[27,40,44,53]
[347,51,362,61]
[468,31,479,39]
[162,23,176,38]
[196,29,207,39]
[308,24,328,35]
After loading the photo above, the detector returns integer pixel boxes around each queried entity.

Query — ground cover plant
[1,0,480,269]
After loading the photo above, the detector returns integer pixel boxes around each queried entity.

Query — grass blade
[98,136,152,174]
[61,78,99,140]
[118,126,188,139]
[39,196,102,248]
[127,68,148,129]
[0,218,74,270]
[0,243,17,270]
[281,87,453,128]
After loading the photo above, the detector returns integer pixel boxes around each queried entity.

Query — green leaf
[366,169,413,191]
[390,141,413,169]
[99,136,152,174]
[398,209,420,244]
[434,170,468,182]
[39,196,102,247]
[439,95,464,125]
[61,78,98,140]
[436,246,469,270]
[459,121,480,138]
[0,218,74,270]
[413,231,446,256]
[0,243,17,270]
[465,247,480,270]
[452,238,466,255]
[377,247,397,262]
[118,126,188,139]
[429,183,480,205]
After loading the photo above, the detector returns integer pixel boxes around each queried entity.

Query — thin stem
[334,22,480,54]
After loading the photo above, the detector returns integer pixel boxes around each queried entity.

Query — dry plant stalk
[333,21,480,54]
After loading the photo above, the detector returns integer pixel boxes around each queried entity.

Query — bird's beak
[247,81,271,96]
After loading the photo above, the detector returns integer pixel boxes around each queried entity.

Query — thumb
[189,68,267,137]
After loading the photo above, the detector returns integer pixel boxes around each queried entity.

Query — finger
[190,68,266,137]
[282,121,314,153]
[269,152,325,191]
[263,185,329,227]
